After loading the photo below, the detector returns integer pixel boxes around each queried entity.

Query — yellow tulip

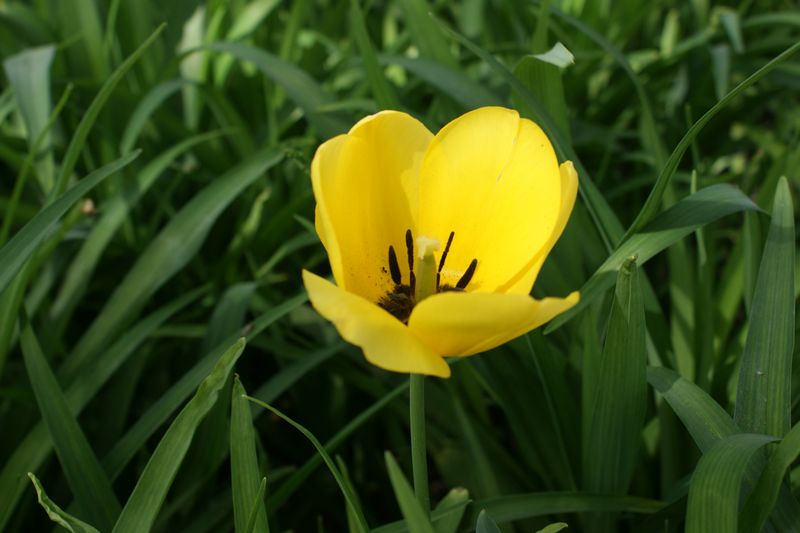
[303,106,579,378]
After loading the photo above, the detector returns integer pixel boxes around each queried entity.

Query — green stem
[409,373,429,514]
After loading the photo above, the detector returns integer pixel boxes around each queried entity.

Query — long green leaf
[0,289,204,530]
[624,41,800,237]
[231,377,269,533]
[384,452,436,533]
[20,313,120,531]
[741,421,800,532]
[111,338,247,533]
[246,395,370,533]
[64,147,283,381]
[583,257,646,494]
[0,150,139,295]
[50,23,165,198]
[685,434,775,533]
[734,177,795,437]
[547,184,760,332]
[27,473,100,533]
[350,0,399,109]
[206,42,348,137]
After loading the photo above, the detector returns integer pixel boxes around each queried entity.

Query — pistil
[414,236,440,302]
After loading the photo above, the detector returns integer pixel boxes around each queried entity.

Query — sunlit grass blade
[350,0,399,109]
[2,44,56,192]
[27,473,100,533]
[685,434,775,533]
[206,42,349,137]
[0,150,139,296]
[111,338,246,533]
[741,421,800,532]
[20,313,120,531]
[63,147,283,381]
[583,258,646,497]
[734,177,795,437]
[0,288,204,530]
[547,184,760,332]
[231,376,269,533]
[385,451,436,533]
[50,22,165,199]
[624,41,800,237]
[246,395,370,533]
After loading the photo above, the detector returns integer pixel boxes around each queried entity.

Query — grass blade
[624,41,800,237]
[547,184,760,332]
[734,177,795,437]
[231,376,269,533]
[64,147,283,381]
[583,258,646,495]
[384,451,436,533]
[475,509,501,533]
[741,421,800,532]
[246,395,370,533]
[50,23,165,199]
[27,473,100,533]
[350,0,399,109]
[20,313,120,531]
[111,338,247,533]
[685,434,775,533]
[244,478,268,533]
[0,150,139,295]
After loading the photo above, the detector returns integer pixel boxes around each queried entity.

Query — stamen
[438,232,455,274]
[388,246,402,284]
[455,259,478,289]
[405,229,414,272]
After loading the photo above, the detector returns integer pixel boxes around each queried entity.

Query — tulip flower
[303,107,579,378]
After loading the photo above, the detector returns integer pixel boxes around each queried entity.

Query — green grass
[1,0,799,531]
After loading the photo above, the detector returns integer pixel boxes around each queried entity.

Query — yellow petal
[408,290,579,357]
[311,111,433,303]
[500,160,579,294]
[418,107,562,292]
[302,270,450,377]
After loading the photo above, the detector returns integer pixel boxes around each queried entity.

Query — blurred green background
[0,0,798,531]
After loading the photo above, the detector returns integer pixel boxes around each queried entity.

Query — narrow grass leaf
[206,42,348,137]
[51,23,165,199]
[119,78,189,154]
[0,150,139,295]
[64,147,283,381]
[20,314,120,531]
[536,524,568,533]
[380,56,501,109]
[244,478,268,533]
[547,184,760,332]
[685,434,775,533]
[384,451,436,533]
[734,177,795,437]
[231,377,269,533]
[51,132,224,322]
[398,0,456,68]
[432,488,470,533]
[102,292,306,480]
[741,421,800,532]
[583,257,646,493]
[27,473,100,533]
[246,396,370,533]
[475,509,501,533]
[111,338,247,533]
[0,289,204,530]
[624,40,800,237]
[350,0,399,109]
[3,44,56,191]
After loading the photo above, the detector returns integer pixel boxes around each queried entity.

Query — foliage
[0,0,798,531]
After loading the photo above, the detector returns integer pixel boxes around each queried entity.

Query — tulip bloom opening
[303,106,580,378]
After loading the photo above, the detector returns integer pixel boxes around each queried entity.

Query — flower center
[378,229,478,323]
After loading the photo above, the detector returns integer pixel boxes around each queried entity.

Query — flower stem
[409,373,430,514]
